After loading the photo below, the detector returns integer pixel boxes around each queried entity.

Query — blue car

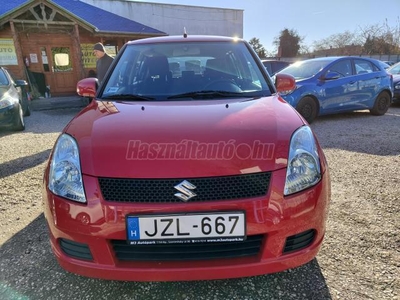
[276,56,393,123]
[387,61,400,103]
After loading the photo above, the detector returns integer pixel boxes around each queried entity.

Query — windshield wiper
[101,94,155,101]
[167,90,245,100]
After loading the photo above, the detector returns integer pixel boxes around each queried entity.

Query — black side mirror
[14,79,28,87]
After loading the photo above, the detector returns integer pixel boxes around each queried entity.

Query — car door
[353,59,382,108]
[319,58,358,113]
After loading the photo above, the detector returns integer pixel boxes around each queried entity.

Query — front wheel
[296,97,318,124]
[21,92,31,116]
[370,92,391,116]
[13,103,25,131]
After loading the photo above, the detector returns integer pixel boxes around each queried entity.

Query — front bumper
[393,90,400,103]
[43,168,330,281]
[0,103,18,127]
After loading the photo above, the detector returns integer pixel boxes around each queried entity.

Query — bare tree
[359,20,400,54]
[312,18,400,55]
[313,31,358,54]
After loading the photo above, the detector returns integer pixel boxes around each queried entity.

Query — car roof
[126,35,242,45]
[262,59,289,62]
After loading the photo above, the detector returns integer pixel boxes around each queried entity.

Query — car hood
[393,74,400,83]
[0,86,10,98]
[64,96,304,178]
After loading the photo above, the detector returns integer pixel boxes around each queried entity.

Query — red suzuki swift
[42,35,330,281]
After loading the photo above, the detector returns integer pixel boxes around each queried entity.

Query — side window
[327,60,352,77]
[354,59,375,74]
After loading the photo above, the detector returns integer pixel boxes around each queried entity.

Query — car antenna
[183,27,187,38]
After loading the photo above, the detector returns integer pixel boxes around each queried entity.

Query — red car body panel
[66,96,300,178]
[43,95,330,281]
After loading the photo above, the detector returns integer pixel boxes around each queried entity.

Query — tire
[24,102,31,117]
[13,103,25,131]
[22,92,31,116]
[370,92,391,116]
[296,97,318,124]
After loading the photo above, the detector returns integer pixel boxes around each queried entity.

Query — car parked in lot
[43,35,331,282]
[387,61,400,103]
[261,59,291,75]
[276,56,393,123]
[382,60,396,66]
[378,61,391,70]
[0,66,30,131]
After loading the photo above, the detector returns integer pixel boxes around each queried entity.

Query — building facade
[81,0,243,39]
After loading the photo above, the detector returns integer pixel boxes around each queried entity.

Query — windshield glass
[279,59,333,80]
[0,69,9,86]
[101,41,272,100]
[388,62,400,74]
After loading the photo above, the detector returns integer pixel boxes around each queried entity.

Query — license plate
[126,212,245,245]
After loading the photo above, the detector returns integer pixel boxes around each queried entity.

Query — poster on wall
[81,43,118,70]
[30,53,38,63]
[0,39,18,65]
[104,45,117,58]
[81,44,97,69]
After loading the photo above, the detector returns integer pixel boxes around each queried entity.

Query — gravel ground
[0,104,399,300]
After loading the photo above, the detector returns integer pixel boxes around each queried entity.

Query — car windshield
[0,69,9,86]
[387,62,400,75]
[279,59,333,80]
[101,41,272,100]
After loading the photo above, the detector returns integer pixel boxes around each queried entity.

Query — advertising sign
[81,43,118,69]
[81,43,97,69]
[0,39,18,65]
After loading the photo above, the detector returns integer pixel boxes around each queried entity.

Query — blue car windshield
[101,41,272,100]
[279,59,333,80]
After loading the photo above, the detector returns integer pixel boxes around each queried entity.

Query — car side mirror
[323,72,341,80]
[275,73,296,94]
[14,79,28,87]
[77,77,98,98]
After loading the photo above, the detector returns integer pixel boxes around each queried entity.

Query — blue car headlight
[284,126,321,195]
[48,134,86,203]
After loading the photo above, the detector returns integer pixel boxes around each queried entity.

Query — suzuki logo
[174,180,197,202]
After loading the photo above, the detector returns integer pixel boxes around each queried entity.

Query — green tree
[248,37,266,58]
[274,28,303,57]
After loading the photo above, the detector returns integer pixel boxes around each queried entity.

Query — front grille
[59,238,93,261]
[283,229,316,254]
[99,172,271,203]
[111,235,263,261]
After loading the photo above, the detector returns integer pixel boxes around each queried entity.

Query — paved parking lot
[0,104,399,300]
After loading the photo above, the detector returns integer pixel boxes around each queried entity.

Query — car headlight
[48,134,86,203]
[394,83,400,90]
[0,97,14,109]
[284,126,321,195]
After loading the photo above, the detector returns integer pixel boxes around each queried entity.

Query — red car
[43,35,330,281]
